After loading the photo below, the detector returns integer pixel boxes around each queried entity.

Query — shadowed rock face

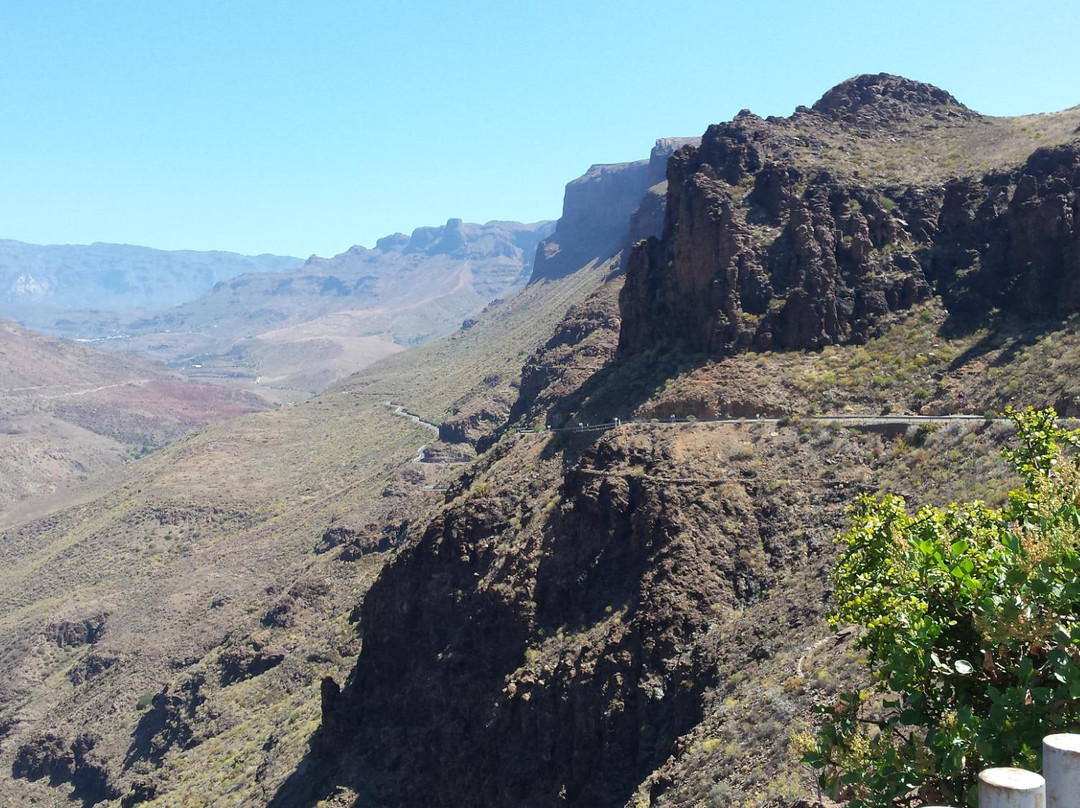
[929,144,1080,320]
[530,138,700,283]
[618,76,1080,358]
[619,128,932,356]
[530,160,652,282]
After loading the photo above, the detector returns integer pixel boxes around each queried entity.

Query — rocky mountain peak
[619,76,1080,360]
[810,72,976,125]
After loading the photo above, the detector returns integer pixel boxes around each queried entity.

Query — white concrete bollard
[1043,733,1080,808]
[979,767,1045,808]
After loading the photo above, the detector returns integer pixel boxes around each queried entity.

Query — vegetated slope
[0,318,266,518]
[11,73,1080,808]
[0,240,301,316]
[0,250,612,808]
[276,76,1080,808]
[89,219,556,397]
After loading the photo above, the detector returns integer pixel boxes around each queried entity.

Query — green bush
[806,407,1080,806]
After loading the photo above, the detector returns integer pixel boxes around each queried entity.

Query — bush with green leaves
[805,407,1080,807]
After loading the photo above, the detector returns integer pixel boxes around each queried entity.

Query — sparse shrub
[731,445,755,461]
[907,422,936,447]
[807,408,1080,806]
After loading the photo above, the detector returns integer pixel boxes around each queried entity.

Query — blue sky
[2,0,1078,258]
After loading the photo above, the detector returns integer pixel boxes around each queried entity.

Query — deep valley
[3,73,1080,808]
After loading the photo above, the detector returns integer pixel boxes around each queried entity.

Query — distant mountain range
[0,240,302,313]
[1,220,554,396]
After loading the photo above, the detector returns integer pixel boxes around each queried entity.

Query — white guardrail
[928,734,1080,807]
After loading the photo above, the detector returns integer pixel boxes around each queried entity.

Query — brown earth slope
[0,259,611,808]
[0,318,266,517]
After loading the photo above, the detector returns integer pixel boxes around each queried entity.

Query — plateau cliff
[530,138,699,283]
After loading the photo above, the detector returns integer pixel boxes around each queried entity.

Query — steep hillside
[273,76,1080,808]
[0,240,300,316]
[0,318,266,518]
[0,255,609,808]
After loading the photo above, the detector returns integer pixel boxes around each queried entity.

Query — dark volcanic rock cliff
[619,74,1080,357]
[929,143,1080,320]
[310,423,846,808]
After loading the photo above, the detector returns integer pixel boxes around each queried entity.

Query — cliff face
[530,139,700,283]
[322,421,848,808]
[619,74,1080,357]
[929,144,1080,320]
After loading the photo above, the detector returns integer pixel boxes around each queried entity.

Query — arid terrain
[14,220,554,400]
[0,318,267,521]
[2,74,1080,808]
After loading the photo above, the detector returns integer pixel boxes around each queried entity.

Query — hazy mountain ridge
[0,240,301,315]
[59,219,556,396]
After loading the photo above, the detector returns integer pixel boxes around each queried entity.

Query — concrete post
[979,767,1045,808]
[1044,733,1080,808]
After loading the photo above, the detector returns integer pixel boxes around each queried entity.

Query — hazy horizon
[3,0,1079,258]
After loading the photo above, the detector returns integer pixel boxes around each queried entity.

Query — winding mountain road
[514,413,1023,435]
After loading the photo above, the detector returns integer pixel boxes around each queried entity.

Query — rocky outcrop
[509,275,623,426]
[45,613,109,648]
[68,652,120,686]
[217,648,285,687]
[12,731,119,804]
[123,674,207,772]
[929,143,1080,320]
[619,76,1080,358]
[811,72,976,127]
[439,373,520,447]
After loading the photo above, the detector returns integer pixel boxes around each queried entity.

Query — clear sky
[2,0,1078,258]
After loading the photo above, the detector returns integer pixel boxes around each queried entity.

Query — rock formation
[530,138,699,283]
[294,74,1080,808]
[619,73,1080,358]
